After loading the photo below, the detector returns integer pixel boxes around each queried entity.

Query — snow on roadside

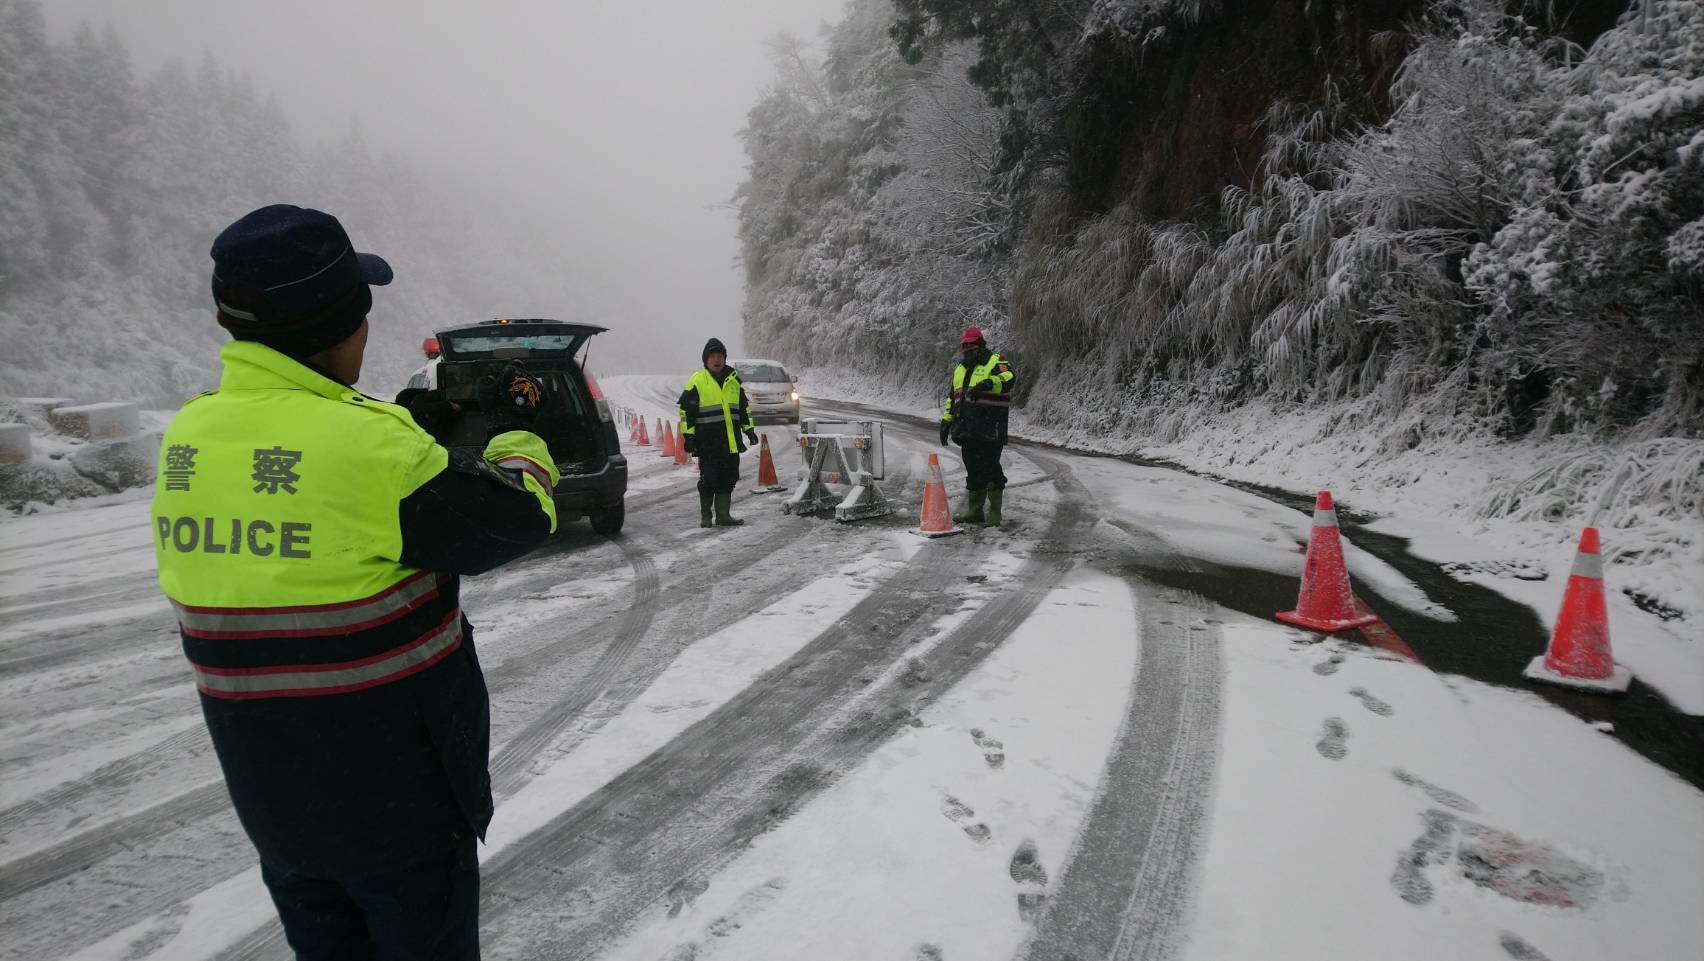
[793,369,1701,714]
[1185,619,1704,961]
[600,565,1139,961]
[1070,456,1454,622]
[1370,515,1704,714]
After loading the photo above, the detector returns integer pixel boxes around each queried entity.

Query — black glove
[395,387,460,442]
[682,433,697,455]
[972,378,996,394]
[744,428,759,447]
[939,421,951,446]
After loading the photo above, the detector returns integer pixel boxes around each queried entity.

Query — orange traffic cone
[1277,491,1378,632]
[660,420,676,458]
[627,415,637,443]
[751,433,787,492]
[911,453,962,538]
[1524,527,1632,693]
[675,429,691,467]
[636,418,650,446]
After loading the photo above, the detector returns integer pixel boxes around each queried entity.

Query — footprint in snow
[665,876,711,919]
[1313,652,1346,676]
[1393,768,1478,813]
[942,794,973,820]
[1010,839,1048,923]
[1349,687,1394,716]
[940,794,979,837]
[915,946,945,961]
[970,728,1005,769]
[1392,809,1602,909]
[1499,932,1553,960]
[1316,717,1349,760]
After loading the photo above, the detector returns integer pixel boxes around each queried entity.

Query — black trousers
[960,439,1007,492]
[261,837,480,961]
[698,451,740,495]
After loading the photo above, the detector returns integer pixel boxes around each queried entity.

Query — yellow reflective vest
[943,350,1015,443]
[155,340,556,618]
[150,339,558,879]
[678,367,754,454]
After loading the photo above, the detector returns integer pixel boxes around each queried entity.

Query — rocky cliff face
[1051,0,1629,224]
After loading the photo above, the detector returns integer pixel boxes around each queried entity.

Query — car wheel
[590,502,625,536]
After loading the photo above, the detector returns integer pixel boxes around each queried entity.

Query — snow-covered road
[0,375,1699,961]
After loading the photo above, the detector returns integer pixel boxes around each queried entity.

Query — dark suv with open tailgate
[404,319,627,535]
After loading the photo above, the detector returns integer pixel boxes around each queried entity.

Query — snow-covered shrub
[1465,0,1704,436]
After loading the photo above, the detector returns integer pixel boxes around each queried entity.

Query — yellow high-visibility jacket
[152,339,557,879]
[678,367,754,454]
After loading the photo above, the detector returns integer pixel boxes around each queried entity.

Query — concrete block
[11,397,76,434]
[18,396,77,416]
[0,423,30,465]
[49,402,138,440]
[71,435,158,492]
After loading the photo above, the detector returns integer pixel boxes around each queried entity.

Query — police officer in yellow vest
[678,337,757,527]
[939,326,1016,526]
[152,205,558,960]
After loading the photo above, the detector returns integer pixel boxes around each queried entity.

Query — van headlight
[790,390,800,402]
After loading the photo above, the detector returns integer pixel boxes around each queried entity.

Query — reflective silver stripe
[1312,508,1340,528]
[193,614,463,699]
[696,412,729,423]
[1571,549,1603,580]
[495,455,553,495]
[172,571,440,638]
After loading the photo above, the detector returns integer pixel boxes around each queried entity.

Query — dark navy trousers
[260,837,481,961]
[960,439,1007,492]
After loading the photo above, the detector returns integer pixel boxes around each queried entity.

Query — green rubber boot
[699,492,714,528]
[953,490,986,525]
[714,492,744,526]
[985,489,1004,527]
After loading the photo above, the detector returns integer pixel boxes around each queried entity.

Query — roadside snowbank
[794,367,1703,714]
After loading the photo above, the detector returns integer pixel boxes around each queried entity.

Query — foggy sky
[43,0,850,370]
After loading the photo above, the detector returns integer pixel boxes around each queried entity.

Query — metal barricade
[783,419,894,522]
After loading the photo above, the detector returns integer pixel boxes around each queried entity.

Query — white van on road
[732,358,801,425]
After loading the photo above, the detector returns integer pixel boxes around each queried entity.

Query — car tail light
[583,370,612,422]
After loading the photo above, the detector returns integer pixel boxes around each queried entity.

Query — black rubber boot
[714,492,744,526]
[699,492,714,528]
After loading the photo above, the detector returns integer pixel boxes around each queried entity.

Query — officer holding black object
[395,362,546,444]
[152,204,560,960]
[940,326,1016,527]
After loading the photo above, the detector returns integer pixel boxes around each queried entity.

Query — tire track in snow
[1,515,793,961]
[1017,574,1224,961]
[473,451,1086,959]
[213,520,858,961]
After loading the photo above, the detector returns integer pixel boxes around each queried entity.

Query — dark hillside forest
[738,0,1702,442]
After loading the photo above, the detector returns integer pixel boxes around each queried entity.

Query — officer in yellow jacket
[152,205,558,960]
[939,326,1016,526]
[678,337,757,527]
